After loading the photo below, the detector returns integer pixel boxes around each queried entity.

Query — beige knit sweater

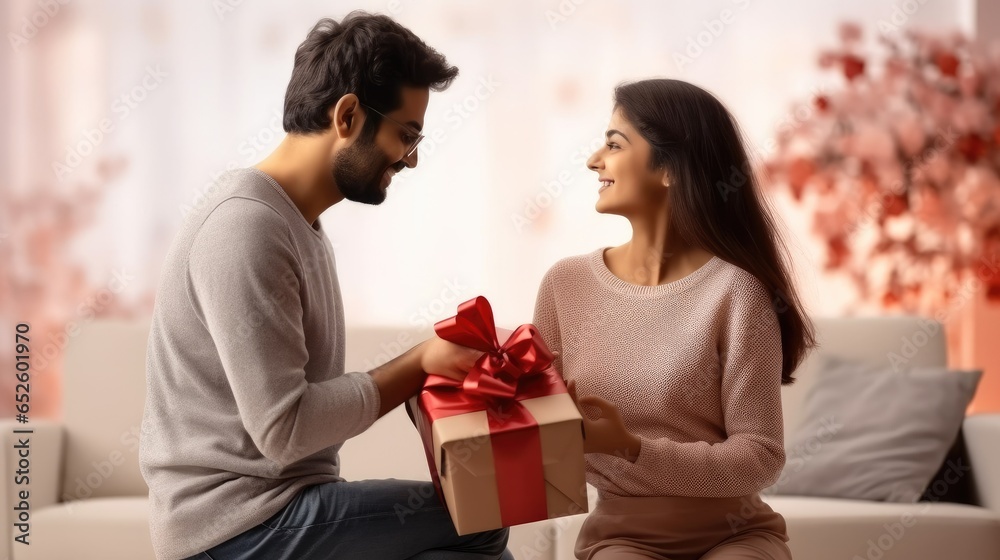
[140,168,381,560]
[532,249,785,499]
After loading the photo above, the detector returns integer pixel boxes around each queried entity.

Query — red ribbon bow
[433,296,556,399]
[417,296,566,528]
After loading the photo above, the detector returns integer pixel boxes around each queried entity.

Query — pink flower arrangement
[766,22,1000,315]
[0,157,149,417]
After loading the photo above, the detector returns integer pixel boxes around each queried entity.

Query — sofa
[1,316,997,560]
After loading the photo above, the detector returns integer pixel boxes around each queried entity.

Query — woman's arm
[532,269,564,373]
[614,280,787,497]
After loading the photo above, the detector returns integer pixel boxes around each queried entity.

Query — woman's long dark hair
[614,79,816,384]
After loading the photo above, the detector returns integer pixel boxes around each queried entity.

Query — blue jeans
[186,479,514,560]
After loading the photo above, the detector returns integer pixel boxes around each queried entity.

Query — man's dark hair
[283,12,459,135]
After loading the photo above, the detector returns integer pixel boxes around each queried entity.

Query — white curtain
[3,0,979,332]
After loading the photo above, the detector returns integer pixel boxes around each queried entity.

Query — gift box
[406,296,588,536]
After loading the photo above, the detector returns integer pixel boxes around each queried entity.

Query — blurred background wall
[3,0,999,417]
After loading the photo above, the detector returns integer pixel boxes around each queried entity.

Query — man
[139,12,513,560]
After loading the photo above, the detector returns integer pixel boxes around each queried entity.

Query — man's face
[334,86,429,205]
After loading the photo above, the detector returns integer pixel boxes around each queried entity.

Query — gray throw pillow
[765,356,981,502]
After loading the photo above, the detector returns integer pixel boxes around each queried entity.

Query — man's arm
[189,199,383,466]
[368,337,482,418]
[189,199,481,458]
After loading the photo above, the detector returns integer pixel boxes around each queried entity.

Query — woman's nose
[586,150,602,172]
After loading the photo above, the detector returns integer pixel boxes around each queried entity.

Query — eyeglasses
[361,103,424,158]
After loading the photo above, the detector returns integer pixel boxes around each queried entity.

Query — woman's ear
[329,94,362,139]
[661,170,671,188]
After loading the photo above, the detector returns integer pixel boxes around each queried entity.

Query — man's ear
[330,94,362,140]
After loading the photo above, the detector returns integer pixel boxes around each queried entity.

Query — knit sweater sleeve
[532,267,564,374]
[626,278,786,496]
[186,198,380,468]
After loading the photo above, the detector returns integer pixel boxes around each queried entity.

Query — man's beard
[332,138,395,205]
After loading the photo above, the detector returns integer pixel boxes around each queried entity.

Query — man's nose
[402,148,418,169]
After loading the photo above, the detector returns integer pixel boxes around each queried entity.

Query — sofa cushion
[62,322,151,499]
[15,497,155,560]
[768,356,981,502]
[778,317,947,445]
[553,495,1000,560]
[767,495,1000,560]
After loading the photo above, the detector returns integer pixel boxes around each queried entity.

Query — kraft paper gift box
[406,296,588,536]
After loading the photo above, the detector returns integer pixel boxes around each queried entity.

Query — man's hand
[368,336,483,418]
[419,336,483,381]
[568,380,641,462]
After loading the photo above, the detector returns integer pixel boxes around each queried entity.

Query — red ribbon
[415,296,565,528]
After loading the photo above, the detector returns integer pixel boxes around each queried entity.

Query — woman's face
[586,108,669,217]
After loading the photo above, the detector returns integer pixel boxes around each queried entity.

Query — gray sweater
[139,167,381,560]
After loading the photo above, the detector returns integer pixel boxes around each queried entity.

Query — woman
[533,79,816,560]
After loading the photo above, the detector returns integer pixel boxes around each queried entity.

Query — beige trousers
[574,494,792,560]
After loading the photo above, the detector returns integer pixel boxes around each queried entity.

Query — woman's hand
[568,380,642,462]
[419,336,483,382]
